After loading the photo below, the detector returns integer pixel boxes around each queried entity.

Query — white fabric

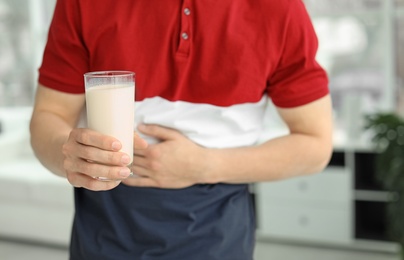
[135,96,269,148]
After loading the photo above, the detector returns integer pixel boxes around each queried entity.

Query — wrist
[197,148,222,184]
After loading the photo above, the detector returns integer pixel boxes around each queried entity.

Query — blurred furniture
[255,0,403,253]
[0,107,73,246]
[255,148,400,253]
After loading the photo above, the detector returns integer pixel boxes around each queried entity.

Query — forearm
[30,84,86,178]
[204,132,333,184]
[203,96,334,184]
[30,110,72,178]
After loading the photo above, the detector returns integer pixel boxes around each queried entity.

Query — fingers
[66,171,122,191]
[64,157,132,179]
[63,128,151,191]
[70,144,131,166]
[130,155,148,169]
[64,128,132,167]
[73,128,149,152]
[72,128,122,151]
[134,131,148,149]
[63,128,135,191]
[122,176,157,188]
[138,124,182,141]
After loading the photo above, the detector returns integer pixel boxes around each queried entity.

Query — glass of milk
[84,71,135,170]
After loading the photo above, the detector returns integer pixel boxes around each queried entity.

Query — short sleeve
[38,0,88,94]
[267,0,329,108]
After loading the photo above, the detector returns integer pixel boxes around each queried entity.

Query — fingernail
[112,141,121,150]
[119,167,131,177]
[121,155,131,165]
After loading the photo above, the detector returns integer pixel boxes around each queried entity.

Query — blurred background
[0,0,404,259]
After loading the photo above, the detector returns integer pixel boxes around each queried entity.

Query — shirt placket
[177,1,192,57]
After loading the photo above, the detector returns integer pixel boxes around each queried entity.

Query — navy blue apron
[69,183,255,260]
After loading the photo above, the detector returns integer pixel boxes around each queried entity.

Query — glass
[84,71,135,168]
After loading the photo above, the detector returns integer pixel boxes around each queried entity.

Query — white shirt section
[135,96,269,148]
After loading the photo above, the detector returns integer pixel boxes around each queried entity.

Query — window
[0,0,55,107]
[303,0,404,145]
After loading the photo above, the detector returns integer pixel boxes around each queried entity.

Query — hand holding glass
[84,71,135,179]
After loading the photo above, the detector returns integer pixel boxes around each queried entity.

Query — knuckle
[146,125,156,134]
[66,172,77,185]
[63,158,69,169]
[69,129,78,139]
[107,152,120,164]
[147,147,160,159]
[62,143,69,156]
[81,161,93,173]
[106,152,114,162]
[81,148,93,160]
[62,142,76,158]
[107,167,118,179]
[79,131,91,144]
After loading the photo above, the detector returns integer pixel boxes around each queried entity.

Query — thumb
[138,124,182,141]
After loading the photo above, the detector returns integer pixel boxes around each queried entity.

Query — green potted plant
[365,112,404,257]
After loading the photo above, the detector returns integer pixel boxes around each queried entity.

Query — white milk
[85,84,135,164]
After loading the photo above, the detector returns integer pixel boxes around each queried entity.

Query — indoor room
[0,0,404,259]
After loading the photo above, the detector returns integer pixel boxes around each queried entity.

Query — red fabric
[39,0,328,108]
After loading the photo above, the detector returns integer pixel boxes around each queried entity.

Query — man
[30,0,333,259]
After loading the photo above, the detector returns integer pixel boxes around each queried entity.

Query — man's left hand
[122,124,211,189]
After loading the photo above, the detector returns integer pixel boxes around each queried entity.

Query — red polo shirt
[39,0,328,108]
